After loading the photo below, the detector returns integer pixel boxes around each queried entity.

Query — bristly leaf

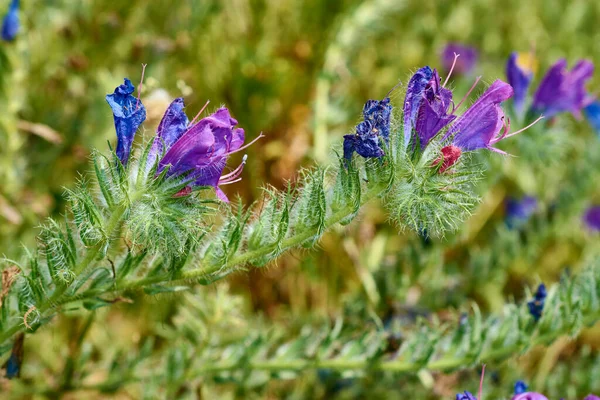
[246,189,291,266]
[39,218,77,285]
[67,180,107,247]
[201,200,249,272]
[330,156,362,225]
[291,168,327,247]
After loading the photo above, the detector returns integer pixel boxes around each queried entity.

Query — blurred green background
[2,0,600,398]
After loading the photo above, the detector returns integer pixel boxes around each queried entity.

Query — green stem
[47,182,388,308]
[29,315,600,395]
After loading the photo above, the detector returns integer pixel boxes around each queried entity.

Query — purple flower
[527,284,547,321]
[105,78,147,166]
[403,66,434,148]
[444,80,514,153]
[505,196,537,228]
[148,97,190,164]
[532,59,594,118]
[1,0,19,42]
[514,380,528,395]
[343,97,392,162]
[442,43,478,75]
[413,69,457,149]
[506,52,535,115]
[456,391,477,400]
[511,393,548,400]
[584,101,600,135]
[155,100,258,202]
[583,206,600,232]
[584,395,600,400]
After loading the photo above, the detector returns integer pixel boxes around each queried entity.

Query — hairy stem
[0,203,129,344]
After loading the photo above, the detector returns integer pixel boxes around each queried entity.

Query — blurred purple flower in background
[532,59,594,118]
[505,196,537,228]
[584,101,600,135]
[583,206,600,232]
[105,78,147,166]
[456,391,477,400]
[511,393,548,400]
[506,52,535,115]
[442,43,478,75]
[514,380,528,394]
[527,284,547,321]
[1,0,19,41]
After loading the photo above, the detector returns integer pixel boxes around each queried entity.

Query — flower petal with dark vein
[105,78,147,166]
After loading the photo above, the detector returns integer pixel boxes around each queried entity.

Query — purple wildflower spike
[105,78,147,166]
[442,43,478,75]
[505,196,537,229]
[584,101,600,135]
[532,59,594,118]
[511,393,548,400]
[583,206,600,232]
[157,106,261,202]
[584,396,600,400]
[403,66,434,148]
[1,0,19,42]
[527,283,547,321]
[506,52,535,115]
[514,380,528,395]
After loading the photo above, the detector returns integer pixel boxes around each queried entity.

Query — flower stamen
[136,63,147,110]
[442,52,460,87]
[189,100,211,125]
[452,76,482,113]
[227,133,265,155]
[219,155,247,184]
[491,115,544,143]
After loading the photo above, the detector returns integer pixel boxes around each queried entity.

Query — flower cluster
[505,196,537,229]
[583,206,600,232]
[344,52,540,171]
[1,0,19,41]
[343,97,392,162]
[506,52,594,120]
[527,283,547,321]
[106,76,258,202]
